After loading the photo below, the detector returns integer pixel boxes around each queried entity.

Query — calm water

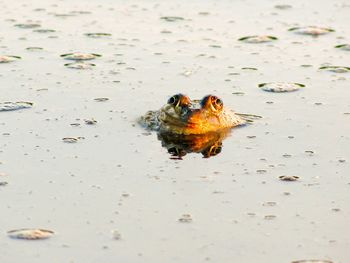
[0,0,349,262]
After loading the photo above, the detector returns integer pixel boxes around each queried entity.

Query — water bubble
[64,62,96,69]
[259,82,304,92]
[279,175,299,181]
[62,137,80,143]
[0,101,33,112]
[288,26,334,36]
[61,53,102,61]
[84,119,97,125]
[7,229,54,240]
[238,35,278,43]
[334,44,350,51]
[291,260,333,263]
[0,55,21,63]
[319,66,350,73]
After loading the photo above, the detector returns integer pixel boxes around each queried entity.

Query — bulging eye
[212,97,223,110]
[167,94,191,108]
[201,95,223,111]
[167,94,180,105]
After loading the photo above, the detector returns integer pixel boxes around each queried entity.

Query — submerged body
[140,94,245,135]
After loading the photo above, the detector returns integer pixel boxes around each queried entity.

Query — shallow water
[0,0,349,262]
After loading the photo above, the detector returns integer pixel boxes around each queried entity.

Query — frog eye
[211,96,223,111]
[201,95,223,112]
[167,94,191,108]
[167,94,180,105]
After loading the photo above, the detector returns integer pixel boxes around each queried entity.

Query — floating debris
[60,53,102,61]
[14,23,41,29]
[0,55,21,63]
[259,82,304,92]
[0,102,33,112]
[160,16,184,22]
[84,33,112,38]
[279,175,299,181]
[178,214,193,223]
[238,35,277,43]
[7,228,54,240]
[84,118,97,125]
[291,260,333,263]
[319,66,350,73]
[94,97,109,102]
[288,26,334,36]
[334,44,350,51]
[64,62,96,69]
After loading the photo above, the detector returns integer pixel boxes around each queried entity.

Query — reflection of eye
[213,145,222,155]
[167,95,179,105]
[168,147,186,157]
[202,143,223,158]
